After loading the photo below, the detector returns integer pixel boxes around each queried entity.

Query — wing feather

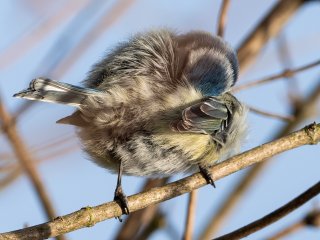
[171,97,229,135]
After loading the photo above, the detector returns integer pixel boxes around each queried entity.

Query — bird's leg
[114,160,129,222]
[199,165,216,188]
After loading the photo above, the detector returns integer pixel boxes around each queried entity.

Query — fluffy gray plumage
[14,29,247,177]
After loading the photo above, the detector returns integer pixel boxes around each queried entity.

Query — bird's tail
[13,77,101,107]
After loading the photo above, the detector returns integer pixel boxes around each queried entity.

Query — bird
[14,29,247,220]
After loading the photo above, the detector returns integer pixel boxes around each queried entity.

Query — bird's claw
[114,185,129,222]
[199,166,216,188]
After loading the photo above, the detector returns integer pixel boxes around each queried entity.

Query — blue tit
[14,29,247,217]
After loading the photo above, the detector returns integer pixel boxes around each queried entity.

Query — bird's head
[175,31,239,96]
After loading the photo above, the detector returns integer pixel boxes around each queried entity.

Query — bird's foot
[114,185,129,222]
[199,165,216,188]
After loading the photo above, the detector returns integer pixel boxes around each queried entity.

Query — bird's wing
[171,97,230,145]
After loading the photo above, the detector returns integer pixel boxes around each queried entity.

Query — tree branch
[247,105,295,122]
[213,181,320,240]
[233,58,320,92]
[268,221,305,240]
[217,0,230,37]
[0,168,21,190]
[134,211,166,240]
[0,122,319,240]
[237,0,308,72]
[276,32,302,105]
[267,209,320,240]
[183,190,197,240]
[0,134,78,190]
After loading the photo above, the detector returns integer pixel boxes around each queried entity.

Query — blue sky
[0,1,320,239]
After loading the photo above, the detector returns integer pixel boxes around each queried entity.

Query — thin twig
[213,181,320,240]
[32,134,75,154]
[237,0,308,73]
[1,142,77,173]
[199,83,320,240]
[183,190,197,240]
[1,133,75,162]
[248,105,295,122]
[0,168,21,189]
[0,101,65,240]
[267,209,320,240]
[0,122,319,240]
[233,59,320,92]
[0,143,78,192]
[267,221,304,240]
[217,0,230,37]
[0,136,77,169]
[134,211,166,240]
[276,32,302,105]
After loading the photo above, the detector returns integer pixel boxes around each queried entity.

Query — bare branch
[233,59,320,92]
[0,122,319,240]
[134,212,166,240]
[1,143,77,173]
[237,0,308,73]
[217,0,230,37]
[0,145,78,193]
[267,221,304,240]
[0,168,21,189]
[248,105,295,122]
[0,138,78,190]
[267,209,320,240]
[183,190,197,240]
[1,133,75,164]
[213,181,320,240]
[276,33,302,105]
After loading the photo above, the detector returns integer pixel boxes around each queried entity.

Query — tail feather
[13,77,101,106]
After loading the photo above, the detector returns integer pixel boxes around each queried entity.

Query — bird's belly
[109,132,218,176]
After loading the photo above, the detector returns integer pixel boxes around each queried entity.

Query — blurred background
[0,0,320,239]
